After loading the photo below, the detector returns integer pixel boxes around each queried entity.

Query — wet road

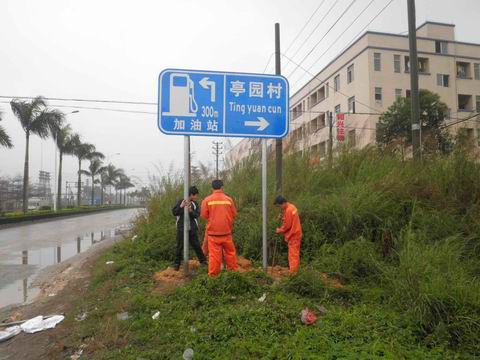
[0,208,140,309]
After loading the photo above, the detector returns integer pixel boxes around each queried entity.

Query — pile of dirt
[153,260,201,285]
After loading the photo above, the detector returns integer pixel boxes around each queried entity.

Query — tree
[54,125,78,209]
[72,139,104,207]
[81,158,106,206]
[10,97,64,213]
[377,90,451,155]
[0,111,13,148]
[100,164,124,205]
[116,175,134,205]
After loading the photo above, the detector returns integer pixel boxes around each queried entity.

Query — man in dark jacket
[172,186,207,270]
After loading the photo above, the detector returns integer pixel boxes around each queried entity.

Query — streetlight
[53,110,80,212]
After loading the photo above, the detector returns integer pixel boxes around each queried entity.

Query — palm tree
[10,97,64,213]
[116,175,134,205]
[0,111,13,148]
[81,158,106,206]
[100,164,124,205]
[72,139,104,207]
[54,126,78,209]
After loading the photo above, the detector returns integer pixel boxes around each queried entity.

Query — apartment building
[226,22,480,165]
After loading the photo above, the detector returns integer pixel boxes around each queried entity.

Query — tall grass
[134,147,480,353]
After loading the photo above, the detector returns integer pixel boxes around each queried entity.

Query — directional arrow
[199,77,216,102]
[245,117,269,131]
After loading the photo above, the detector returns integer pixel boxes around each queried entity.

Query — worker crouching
[201,179,238,277]
[274,196,302,274]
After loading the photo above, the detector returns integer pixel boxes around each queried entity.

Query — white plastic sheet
[0,326,22,342]
[20,315,65,334]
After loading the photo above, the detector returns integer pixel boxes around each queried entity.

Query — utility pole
[212,141,223,179]
[328,111,333,168]
[275,22,283,193]
[407,0,421,161]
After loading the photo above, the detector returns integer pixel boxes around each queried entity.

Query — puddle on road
[0,226,130,309]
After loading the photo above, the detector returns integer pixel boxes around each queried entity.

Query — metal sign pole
[183,135,190,274]
[262,139,268,271]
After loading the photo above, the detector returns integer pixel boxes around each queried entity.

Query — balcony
[458,94,473,112]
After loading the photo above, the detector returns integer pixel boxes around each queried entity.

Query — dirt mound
[153,260,201,287]
[267,265,290,280]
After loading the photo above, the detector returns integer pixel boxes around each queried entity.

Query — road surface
[0,208,140,309]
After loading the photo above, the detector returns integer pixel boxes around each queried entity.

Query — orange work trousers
[207,235,238,277]
[287,237,301,274]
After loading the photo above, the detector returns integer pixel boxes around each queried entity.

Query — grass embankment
[59,148,480,359]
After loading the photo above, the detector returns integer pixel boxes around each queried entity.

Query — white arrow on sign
[199,77,216,102]
[245,117,270,131]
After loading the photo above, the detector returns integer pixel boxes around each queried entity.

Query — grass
[57,146,480,359]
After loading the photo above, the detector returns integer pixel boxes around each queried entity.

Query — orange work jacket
[201,190,237,236]
[278,202,302,241]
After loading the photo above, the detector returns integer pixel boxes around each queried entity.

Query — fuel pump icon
[163,73,198,117]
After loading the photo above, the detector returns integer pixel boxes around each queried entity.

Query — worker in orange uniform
[274,196,302,274]
[201,179,238,277]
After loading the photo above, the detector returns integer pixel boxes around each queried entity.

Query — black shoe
[173,264,180,271]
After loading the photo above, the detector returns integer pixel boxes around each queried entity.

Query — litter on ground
[152,311,160,320]
[20,315,65,334]
[300,308,318,325]
[258,293,267,302]
[0,326,22,343]
[116,312,129,321]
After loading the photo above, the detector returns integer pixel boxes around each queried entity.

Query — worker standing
[201,179,238,277]
[274,196,302,274]
[172,186,207,271]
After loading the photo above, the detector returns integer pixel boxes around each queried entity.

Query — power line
[287,0,358,79]
[284,0,341,73]
[442,112,479,128]
[0,101,156,115]
[291,0,378,88]
[262,52,275,73]
[0,95,156,106]
[282,52,380,113]
[283,0,329,56]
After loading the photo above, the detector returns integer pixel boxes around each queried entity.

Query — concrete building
[226,22,480,165]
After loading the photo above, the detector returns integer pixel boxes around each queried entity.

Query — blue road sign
[158,69,289,138]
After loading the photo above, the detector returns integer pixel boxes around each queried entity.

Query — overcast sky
[0,0,478,188]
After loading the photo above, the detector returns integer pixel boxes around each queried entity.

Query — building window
[457,62,471,79]
[458,94,472,111]
[436,74,449,87]
[474,63,480,80]
[310,114,326,133]
[348,129,356,148]
[395,88,402,100]
[347,64,354,83]
[374,52,381,71]
[404,56,429,73]
[477,129,480,147]
[292,103,303,119]
[418,58,429,73]
[394,54,401,73]
[406,89,411,98]
[476,96,480,112]
[326,82,329,97]
[435,40,448,54]
[335,104,341,114]
[375,87,382,102]
[348,96,355,113]
[334,75,340,91]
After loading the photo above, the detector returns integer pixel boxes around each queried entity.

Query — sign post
[183,135,190,273]
[158,69,289,272]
